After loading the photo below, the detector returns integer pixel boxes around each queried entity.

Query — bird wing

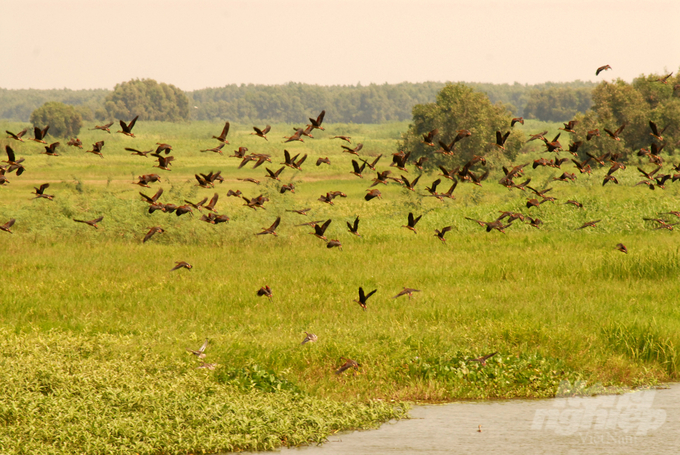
[408,212,414,225]
[262,125,271,134]
[271,217,281,230]
[413,215,422,225]
[319,219,332,234]
[220,122,230,139]
[352,160,361,173]
[5,145,16,162]
[365,289,377,300]
[355,143,363,153]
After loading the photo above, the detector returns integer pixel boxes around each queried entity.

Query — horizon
[1,0,678,92]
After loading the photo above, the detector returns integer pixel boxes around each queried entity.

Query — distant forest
[0,80,596,124]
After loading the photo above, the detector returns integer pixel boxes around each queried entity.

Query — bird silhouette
[434,226,452,242]
[257,285,273,300]
[301,332,318,345]
[0,219,16,234]
[143,226,164,243]
[596,64,612,76]
[187,339,208,359]
[73,216,104,229]
[354,287,377,310]
[402,212,422,233]
[256,217,281,236]
[117,116,139,137]
[212,121,230,143]
[171,261,192,271]
[347,216,360,236]
[393,287,420,299]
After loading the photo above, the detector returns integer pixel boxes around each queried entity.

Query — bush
[29,102,82,138]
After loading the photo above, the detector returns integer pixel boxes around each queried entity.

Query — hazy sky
[1,0,679,91]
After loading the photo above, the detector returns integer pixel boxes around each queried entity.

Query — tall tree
[30,101,82,138]
[104,79,190,122]
[399,83,524,168]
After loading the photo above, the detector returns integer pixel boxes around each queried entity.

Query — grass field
[1,119,679,454]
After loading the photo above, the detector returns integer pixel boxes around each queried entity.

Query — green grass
[1,120,679,453]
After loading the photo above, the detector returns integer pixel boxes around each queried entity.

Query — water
[256,384,680,455]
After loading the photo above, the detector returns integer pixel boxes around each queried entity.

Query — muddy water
[262,384,679,454]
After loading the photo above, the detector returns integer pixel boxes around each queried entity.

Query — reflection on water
[257,383,679,455]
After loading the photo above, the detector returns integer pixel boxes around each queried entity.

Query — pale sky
[1,0,679,91]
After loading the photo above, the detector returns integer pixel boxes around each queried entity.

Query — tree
[523,86,592,122]
[104,79,190,122]
[399,83,524,169]
[30,101,82,138]
[571,71,680,161]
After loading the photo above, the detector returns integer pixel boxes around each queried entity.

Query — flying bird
[402,212,422,233]
[171,261,193,271]
[354,287,377,310]
[73,216,104,229]
[117,115,139,137]
[596,65,612,76]
[187,339,208,359]
[212,121,230,143]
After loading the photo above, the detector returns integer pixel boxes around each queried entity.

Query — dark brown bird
[251,125,271,140]
[265,166,285,181]
[493,131,511,150]
[347,216,360,236]
[175,205,193,217]
[526,216,543,228]
[117,116,139,137]
[559,120,578,133]
[615,243,628,254]
[422,128,438,146]
[603,174,619,186]
[308,110,326,130]
[316,157,331,166]
[341,143,363,156]
[354,287,377,311]
[402,212,422,233]
[257,285,273,300]
[91,121,114,133]
[586,129,600,141]
[567,141,582,157]
[310,219,332,240]
[326,239,342,249]
[434,226,452,242]
[414,156,428,170]
[649,121,668,142]
[6,128,27,142]
[203,193,219,213]
[361,154,382,171]
[231,146,248,158]
[335,357,360,375]
[42,142,60,156]
[170,261,192,271]
[184,197,208,211]
[287,208,311,216]
[604,124,625,141]
[596,64,612,76]
[527,131,547,142]
[152,155,173,171]
[511,117,524,127]
[393,287,420,299]
[0,218,16,234]
[73,216,104,229]
[143,226,164,243]
[543,133,562,152]
[280,183,295,194]
[237,178,261,185]
[565,200,583,208]
[140,187,164,206]
[332,135,352,143]
[200,143,225,154]
[155,143,172,154]
[468,352,498,366]
[577,220,601,230]
[284,128,305,143]
[86,140,105,158]
[350,159,366,178]
[31,125,50,144]
[364,189,382,201]
[319,193,335,205]
[32,183,54,200]
[401,174,420,191]
[654,72,673,84]
[212,121,230,143]
[256,216,281,236]
[126,147,153,157]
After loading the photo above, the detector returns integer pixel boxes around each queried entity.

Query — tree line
[1,79,597,124]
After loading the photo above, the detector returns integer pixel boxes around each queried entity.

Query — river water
[257,383,679,455]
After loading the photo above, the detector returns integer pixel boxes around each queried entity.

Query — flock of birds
[2,65,679,374]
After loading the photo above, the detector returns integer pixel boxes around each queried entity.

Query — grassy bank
[1,120,679,453]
